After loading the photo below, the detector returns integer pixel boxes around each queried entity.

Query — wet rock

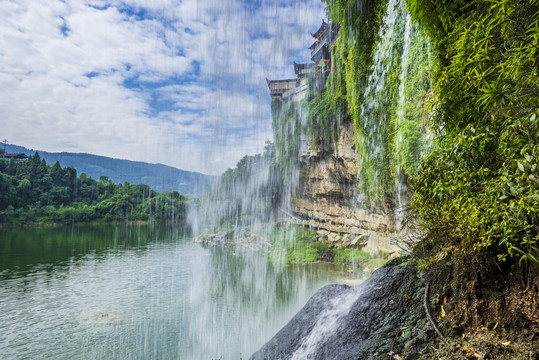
[250,257,430,360]
[327,232,341,244]
[194,231,235,247]
[194,228,271,252]
[317,229,329,238]
[341,233,352,246]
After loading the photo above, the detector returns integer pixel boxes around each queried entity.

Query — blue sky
[0,0,325,175]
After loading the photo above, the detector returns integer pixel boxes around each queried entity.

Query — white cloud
[0,0,325,175]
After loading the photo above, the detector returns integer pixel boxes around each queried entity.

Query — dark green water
[0,223,359,359]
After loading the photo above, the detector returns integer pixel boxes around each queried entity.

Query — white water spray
[290,288,361,359]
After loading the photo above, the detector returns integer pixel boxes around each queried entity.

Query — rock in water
[250,257,428,359]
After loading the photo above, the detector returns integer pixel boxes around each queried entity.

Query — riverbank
[0,219,156,228]
[194,224,392,275]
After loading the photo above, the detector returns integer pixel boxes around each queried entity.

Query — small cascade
[358,0,408,201]
[394,13,413,224]
[396,14,413,127]
[356,0,432,226]
[290,288,361,359]
[250,258,425,359]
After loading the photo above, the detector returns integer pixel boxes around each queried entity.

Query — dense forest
[0,152,187,223]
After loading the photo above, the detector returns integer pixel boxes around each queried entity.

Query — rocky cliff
[289,119,404,255]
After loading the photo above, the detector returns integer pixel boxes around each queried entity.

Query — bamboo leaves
[408,0,539,268]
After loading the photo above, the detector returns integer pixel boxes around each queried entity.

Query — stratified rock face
[290,120,404,255]
[250,257,428,360]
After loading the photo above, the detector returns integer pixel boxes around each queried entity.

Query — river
[0,223,360,359]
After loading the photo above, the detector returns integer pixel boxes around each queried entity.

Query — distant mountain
[4,144,217,196]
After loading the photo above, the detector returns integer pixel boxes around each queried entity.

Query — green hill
[4,145,216,196]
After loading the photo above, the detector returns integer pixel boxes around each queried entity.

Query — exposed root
[423,279,449,347]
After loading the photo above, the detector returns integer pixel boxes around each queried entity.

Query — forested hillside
[0,153,187,223]
[4,144,215,195]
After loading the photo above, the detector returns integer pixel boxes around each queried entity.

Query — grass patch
[334,248,391,268]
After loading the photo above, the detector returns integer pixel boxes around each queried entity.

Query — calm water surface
[0,224,359,359]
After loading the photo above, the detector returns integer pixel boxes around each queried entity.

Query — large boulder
[250,257,431,359]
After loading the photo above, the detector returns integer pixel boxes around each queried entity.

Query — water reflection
[0,224,186,278]
[0,224,358,359]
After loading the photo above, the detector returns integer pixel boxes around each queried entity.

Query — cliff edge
[289,119,404,256]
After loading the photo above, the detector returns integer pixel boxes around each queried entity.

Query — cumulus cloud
[0,0,325,175]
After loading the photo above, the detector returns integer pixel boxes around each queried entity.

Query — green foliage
[281,226,332,264]
[285,238,322,264]
[271,98,306,177]
[0,153,187,224]
[283,236,390,268]
[408,0,539,267]
[276,225,389,269]
[308,92,338,151]
[394,23,433,179]
[333,246,371,265]
[307,60,349,152]
[317,0,432,203]
[396,120,425,177]
[405,0,470,65]
[195,144,283,229]
[334,247,391,269]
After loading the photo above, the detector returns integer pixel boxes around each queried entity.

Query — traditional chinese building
[267,19,339,102]
[309,20,339,89]
[267,78,297,99]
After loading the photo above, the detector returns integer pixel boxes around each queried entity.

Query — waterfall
[396,14,413,128]
[358,0,405,201]
[395,13,413,223]
[187,0,434,353]
[357,0,432,222]
[290,288,361,359]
